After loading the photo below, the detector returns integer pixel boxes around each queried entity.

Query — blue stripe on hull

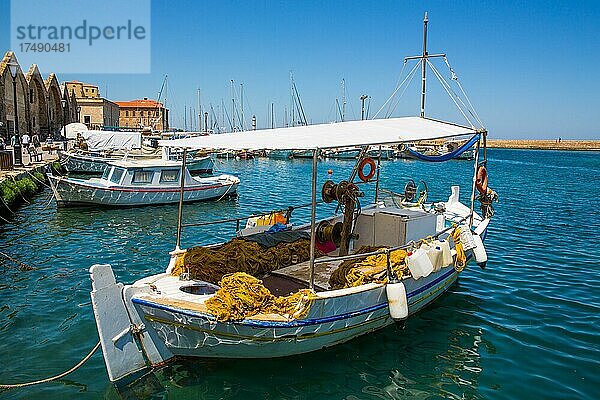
[133,265,458,329]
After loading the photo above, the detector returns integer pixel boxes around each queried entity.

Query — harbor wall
[486,139,600,151]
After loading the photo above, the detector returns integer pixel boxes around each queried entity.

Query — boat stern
[89,264,174,383]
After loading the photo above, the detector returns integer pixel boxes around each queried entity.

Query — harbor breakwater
[487,139,600,151]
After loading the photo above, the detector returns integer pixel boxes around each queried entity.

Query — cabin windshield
[101,167,110,180]
[110,167,125,184]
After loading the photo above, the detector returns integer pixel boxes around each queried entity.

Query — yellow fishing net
[329,246,411,289]
[205,272,316,322]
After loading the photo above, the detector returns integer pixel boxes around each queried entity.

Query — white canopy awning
[81,130,142,152]
[159,117,479,151]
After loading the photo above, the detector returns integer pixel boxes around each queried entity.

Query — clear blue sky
[1,0,599,138]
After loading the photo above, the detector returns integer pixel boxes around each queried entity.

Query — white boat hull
[131,266,457,359]
[48,175,238,207]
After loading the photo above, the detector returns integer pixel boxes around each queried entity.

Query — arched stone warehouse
[45,73,63,136]
[0,52,30,141]
[25,64,49,139]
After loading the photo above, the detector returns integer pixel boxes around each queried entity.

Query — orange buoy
[475,165,488,194]
[358,158,376,182]
[327,169,333,175]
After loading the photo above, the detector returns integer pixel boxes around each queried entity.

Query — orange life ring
[476,165,488,194]
[358,157,376,182]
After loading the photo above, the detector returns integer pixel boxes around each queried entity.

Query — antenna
[404,12,445,118]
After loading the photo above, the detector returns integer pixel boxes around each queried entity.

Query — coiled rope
[0,341,100,389]
[451,226,467,272]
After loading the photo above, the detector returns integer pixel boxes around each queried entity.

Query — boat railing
[181,201,321,231]
[313,215,468,281]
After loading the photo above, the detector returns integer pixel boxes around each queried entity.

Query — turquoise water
[1,149,599,399]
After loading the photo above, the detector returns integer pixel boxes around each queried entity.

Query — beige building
[66,80,119,129]
[116,98,169,131]
[0,51,78,141]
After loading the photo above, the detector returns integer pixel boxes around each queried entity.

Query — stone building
[25,64,49,137]
[45,73,64,135]
[66,80,119,129]
[0,51,79,142]
[116,98,169,131]
[0,52,29,141]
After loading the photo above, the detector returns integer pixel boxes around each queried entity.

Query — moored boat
[88,15,497,385]
[48,159,238,207]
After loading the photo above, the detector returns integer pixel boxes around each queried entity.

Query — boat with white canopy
[58,130,214,174]
[88,14,498,385]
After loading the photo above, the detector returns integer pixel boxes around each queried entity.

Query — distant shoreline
[486,139,600,151]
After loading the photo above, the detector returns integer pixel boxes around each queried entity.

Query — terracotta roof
[115,99,165,108]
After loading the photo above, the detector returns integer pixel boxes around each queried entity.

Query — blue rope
[406,134,480,162]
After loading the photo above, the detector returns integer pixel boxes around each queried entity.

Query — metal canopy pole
[420,12,429,118]
[309,148,318,291]
[375,145,382,203]
[469,137,481,228]
[175,148,188,250]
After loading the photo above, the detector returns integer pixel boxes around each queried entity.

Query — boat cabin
[100,160,197,187]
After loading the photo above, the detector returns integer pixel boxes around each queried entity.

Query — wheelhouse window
[109,167,125,184]
[132,170,154,183]
[160,169,180,182]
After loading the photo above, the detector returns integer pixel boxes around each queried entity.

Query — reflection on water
[1,149,599,399]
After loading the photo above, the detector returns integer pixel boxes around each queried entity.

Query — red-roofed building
[116,98,169,132]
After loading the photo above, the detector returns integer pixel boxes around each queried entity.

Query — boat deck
[268,257,345,293]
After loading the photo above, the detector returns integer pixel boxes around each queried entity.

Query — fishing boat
[88,14,497,385]
[48,159,239,207]
[293,149,320,159]
[367,146,396,160]
[267,149,294,160]
[326,147,362,159]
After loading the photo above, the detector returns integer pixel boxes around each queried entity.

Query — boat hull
[131,266,458,359]
[48,175,238,207]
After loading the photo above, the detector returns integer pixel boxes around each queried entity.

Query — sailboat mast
[341,78,346,122]
[231,80,236,131]
[420,12,428,118]
[197,88,201,132]
[240,83,244,131]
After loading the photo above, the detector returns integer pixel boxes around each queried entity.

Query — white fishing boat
[48,159,239,207]
[367,146,396,160]
[88,15,498,385]
[267,149,294,160]
[325,147,362,159]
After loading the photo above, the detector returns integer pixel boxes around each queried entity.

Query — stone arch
[25,64,49,138]
[45,73,63,136]
[0,51,30,141]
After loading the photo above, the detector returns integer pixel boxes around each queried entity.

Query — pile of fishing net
[205,272,316,322]
[172,236,323,283]
[329,246,411,290]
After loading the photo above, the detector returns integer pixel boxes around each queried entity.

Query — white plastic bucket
[407,248,434,279]
[428,245,444,272]
[437,239,453,267]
